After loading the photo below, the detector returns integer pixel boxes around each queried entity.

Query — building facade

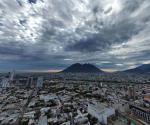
[130,105,150,123]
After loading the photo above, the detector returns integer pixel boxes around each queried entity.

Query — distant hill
[62,63,103,73]
[124,64,150,73]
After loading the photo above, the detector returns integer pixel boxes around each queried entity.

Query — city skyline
[0,0,150,71]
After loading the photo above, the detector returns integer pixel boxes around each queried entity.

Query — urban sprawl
[0,72,150,125]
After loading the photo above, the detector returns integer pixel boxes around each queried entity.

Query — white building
[36,76,43,88]
[1,78,10,88]
[38,116,47,125]
[9,71,15,81]
[88,102,115,125]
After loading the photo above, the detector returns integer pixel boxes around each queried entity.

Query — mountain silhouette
[124,64,150,73]
[62,63,103,73]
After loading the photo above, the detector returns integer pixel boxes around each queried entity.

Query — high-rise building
[100,82,103,87]
[36,76,43,88]
[26,77,33,88]
[128,86,136,99]
[9,70,15,81]
[1,78,10,88]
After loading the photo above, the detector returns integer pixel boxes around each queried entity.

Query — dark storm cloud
[65,17,142,52]
[19,19,27,26]
[16,0,23,6]
[28,0,37,4]
[122,0,143,12]
[66,34,108,52]
[0,43,42,61]
[0,0,150,71]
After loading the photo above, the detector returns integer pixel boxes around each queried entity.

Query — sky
[0,0,150,72]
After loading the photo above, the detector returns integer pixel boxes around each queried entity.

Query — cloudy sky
[0,0,150,72]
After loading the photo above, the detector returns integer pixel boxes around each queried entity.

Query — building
[88,102,115,125]
[1,78,10,88]
[9,71,15,81]
[38,116,47,125]
[144,93,150,102]
[100,82,103,87]
[26,77,33,88]
[130,105,150,123]
[128,86,136,99]
[36,76,44,88]
[144,93,150,108]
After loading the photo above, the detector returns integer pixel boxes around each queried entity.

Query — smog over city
[0,0,150,125]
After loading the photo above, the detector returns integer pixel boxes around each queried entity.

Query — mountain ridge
[62,63,103,73]
[124,64,150,73]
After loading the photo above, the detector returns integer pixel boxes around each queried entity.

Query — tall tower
[100,82,103,87]
[128,86,136,99]
[9,70,15,81]
[36,76,43,88]
[26,77,33,88]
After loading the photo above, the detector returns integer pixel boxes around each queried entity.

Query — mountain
[124,64,150,73]
[62,63,103,73]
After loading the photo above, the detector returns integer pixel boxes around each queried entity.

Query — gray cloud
[28,0,37,4]
[0,0,150,71]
